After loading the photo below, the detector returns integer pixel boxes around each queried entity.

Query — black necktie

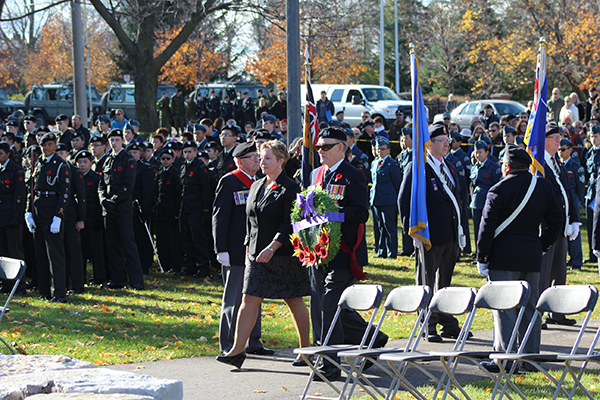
[551,156,560,175]
[440,163,455,192]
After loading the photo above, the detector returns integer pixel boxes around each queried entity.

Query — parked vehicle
[0,88,25,121]
[433,99,527,129]
[101,83,178,120]
[25,81,103,126]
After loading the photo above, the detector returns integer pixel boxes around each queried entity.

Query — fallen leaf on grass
[92,360,104,366]
[146,346,156,351]
[15,347,27,355]
[282,387,290,392]
[136,366,145,369]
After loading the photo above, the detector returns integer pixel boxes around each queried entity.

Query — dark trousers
[472,208,483,244]
[64,219,84,291]
[155,218,182,272]
[104,215,144,286]
[23,229,37,284]
[81,227,106,283]
[179,212,209,275]
[415,241,460,334]
[460,193,471,254]
[540,235,568,320]
[372,204,398,258]
[133,217,153,275]
[586,205,597,261]
[34,222,66,298]
[0,224,25,292]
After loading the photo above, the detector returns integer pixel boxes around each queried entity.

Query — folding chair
[337,285,432,400]
[379,286,478,400]
[294,284,384,400]
[0,257,26,354]
[430,280,531,400]
[491,284,599,400]
[558,325,600,400]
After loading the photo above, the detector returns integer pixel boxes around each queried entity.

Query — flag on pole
[408,44,432,250]
[301,48,320,188]
[524,38,548,177]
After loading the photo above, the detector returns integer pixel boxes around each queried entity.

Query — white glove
[568,222,581,241]
[477,262,489,277]
[50,216,61,234]
[217,252,231,267]
[593,250,600,259]
[25,212,36,233]
[412,238,424,249]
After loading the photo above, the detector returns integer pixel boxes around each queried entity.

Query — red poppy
[298,251,306,262]
[118,167,122,171]
[568,173,572,178]
[47,171,52,175]
[166,181,171,185]
[4,179,9,184]
[228,164,234,168]
[87,182,92,186]
[308,252,317,264]
[304,245,310,253]
[319,247,328,258]
[380,162,384,167]
[18,176,23,181]
[130,164,134,169]
[484,174,489,178]
[335,173,342,180]
[190,172,194,176]
[320,231,330,244]
[315,244,322,253]
[271,183,278,190]
[292,237,301,249]
[65,170,69,175]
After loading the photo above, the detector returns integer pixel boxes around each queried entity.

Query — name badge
[233,190,249,206]
[327,184,346,201]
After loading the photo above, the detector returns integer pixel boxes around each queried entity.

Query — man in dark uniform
[215,124,239,179]
[75,150,106,286]
[185,95,198,124]
[398,124,464,342]
[68,131,86,161]
[357,120,376,164]
[128,142,156,275]
[269,91,287,121]
[157,92,172,131]
[141,141,161,169]
[25,132,69,303]
[220,95,235,121]
[55,114,73,151]
[170,89,186,134]
[71,115,90,146]
[309,127,388,380]
[213,141,272,355]
[22,144,41,289]
[56,143,86,294]
[208,90,221,121]
[387,109,406,158]
[196,93,209,121]
[397,128,414,256]
[477,144,562,366]
[98,128,144,290]
[90,135,109,173]
[241,91,255,124]
[164,141,184,170]
[449,129,472,257]
[0,142,26,294]
[584,125,600,263]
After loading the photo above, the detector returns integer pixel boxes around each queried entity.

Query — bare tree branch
[0,0,69,22]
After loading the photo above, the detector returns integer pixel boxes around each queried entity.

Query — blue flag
[525,39,547,177]
[409,49,432,250]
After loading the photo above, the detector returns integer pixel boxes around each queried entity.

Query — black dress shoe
[426,334,443,343]
[127,282,144,291]
[67,288,84,295]
[216,352,246,369]
[101,282,124,289]
[246,347,275,355]
[541,322,548,330]
[38,294,51,301]
[50,297,67,303]
[373,333,389,348]
[193,271,210,279]
[482,361,516,373]
[313,367,341,381]
[546,317,576,326]
[441,328,473,340]
[292,356,312,367]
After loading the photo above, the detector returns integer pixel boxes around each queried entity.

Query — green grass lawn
[1,213,600,397]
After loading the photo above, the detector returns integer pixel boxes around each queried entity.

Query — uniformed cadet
[185,95,198,123]
[470,140,501,241]
[141,141,161,169]
[241,91,255,124]
[216,124,239,179]
[157,92,172,131]
[95,115,111,138]
[584,125,600,263]
[69,131,86,161]
[387,108,406,158]
[124,124,146,146]
[262,114,285,144]
[22,144,41,288]
[178,141,213,278]
[127,142,156,275]
[25,132,69,303]
[0,142,26,294]
[170,89,186,134]
[447,130,471,256]
[164,141,184,170]
[220,95,235,121]
[99,128,144,290]
[1,132,22,165]
[90,135,110,173]
[55,115,73,151]
[370,137,402,259]
[56,143,86,294]
[75,150,106,286]
[559,138,585,270]
[208,90,221,121]
[213,141,268,354]
[397,128,414,256]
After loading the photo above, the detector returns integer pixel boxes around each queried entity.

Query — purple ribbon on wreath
[297,192,317,218]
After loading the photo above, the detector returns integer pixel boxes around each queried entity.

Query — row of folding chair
[0,257,26,355]
[295,282,600,400]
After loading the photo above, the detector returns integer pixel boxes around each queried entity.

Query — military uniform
[80,167,106,285]
[208,95,221,121]
[63,159,86,293]
[446,150,471,255]
[220,101,235,121]
[470,157,501,241]
[562,154,585,268]
[584,145,600,262]
[132,158,156,275]
[170,93,186,133]
[215,146,237,180]
[157,96,172,131]
[93,153,109,174]
[397,148,414,256]
[154,161,182,272]
[186,99,198,123]
[387,120,406,157]
[58,129,74,152]
[241,97,255,124]
[196,96,209,120]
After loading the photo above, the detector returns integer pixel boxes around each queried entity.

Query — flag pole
[303,48,313,178]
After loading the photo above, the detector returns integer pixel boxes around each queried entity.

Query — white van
[301,84,413,127]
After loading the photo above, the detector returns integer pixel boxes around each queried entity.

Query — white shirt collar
[327,158,344,173]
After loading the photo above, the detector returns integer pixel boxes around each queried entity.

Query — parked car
[433,100,527,129]
[101,83,178,120]
[301,84,414,127]
[24,82,103,127]
[0,88,25,121]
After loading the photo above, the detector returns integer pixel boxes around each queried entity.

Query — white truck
[301,84,414,127]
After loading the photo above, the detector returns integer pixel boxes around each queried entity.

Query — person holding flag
[398,45,466,343]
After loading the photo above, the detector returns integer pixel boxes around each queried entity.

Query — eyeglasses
[25,121,33,124]
[559,147,570,152]
[239,154,259,160]
[361,115,369,119]
[314,143,339,152]
[432,138,451,144]
[160,157,173,161]
[219,134,236,138]
[116,113,122,116]
[489,129,498,133]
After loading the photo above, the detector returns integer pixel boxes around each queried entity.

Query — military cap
[96,115,110,123]
[71,131,84,140]
[26,144,41,155]
[261,114,276,122]
[362,120,375,128]
[344,127,355,137]
[205,141,221,150]
[319,127,346,141]
[124,124,134,132]
[23,115,36,122]
[480,135,492,145]
[591,125,600,135]
[442,112,451,119]
[12,110,24,119]
[6,116,18,123]
[90,135,108,145]
[56,143,68,152]
[159,148,175,158]
[371,136,390,147]
[546,122,560,137]
[277,91,284,96]
[55,114,69,122]
[329,120,342,127]
[40,132,58,144]
[560,138,573,147]
[515,135,525,145]
[138,141,152,150]
[243,91,249,95]
[336,110,345,116]
[506,113,517,123]
[198,150,209,160]
[236,135,246,143]
[233,141,257,158]
[449,130,462,140]
[429,123,447,138]
[395,107,404,115]
[503,126,517,135]
[222,123,240,134]
[2,131,14,139]
[34,126,50,134]
[0,142,10,153]
[474,140,488,150]
[182,141,197,150]
[401,127,412,137]
[6,120,19,127]
[74,150,93,161]
[107,128,123,138]
[504,143,531,165]
[254,129,272,141]
[126,142,142,152]
[194,124,207,132]
[129,119,140,127]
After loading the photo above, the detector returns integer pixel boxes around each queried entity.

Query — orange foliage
[245,25,365,86]
[156,27,228,90]
[21,14,118,92]
[0,47,23,88]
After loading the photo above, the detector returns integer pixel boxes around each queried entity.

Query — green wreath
[290,188,342,267]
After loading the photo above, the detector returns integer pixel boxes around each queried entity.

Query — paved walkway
[107,322,599,400]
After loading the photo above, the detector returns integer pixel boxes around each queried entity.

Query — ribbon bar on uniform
[292,212,345,233]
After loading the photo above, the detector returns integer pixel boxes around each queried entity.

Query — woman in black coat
[217,140,310,369]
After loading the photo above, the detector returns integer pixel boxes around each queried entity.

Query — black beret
[319,127,346,141]
[429,123,446,138]
[107,129,123,138]
[26,145,41,155]
[126,143,141,152]
[205,141,221,150]
[6,120,19,127]
[222,123,240,134]
[34,126,51,135]
[504,143,531,165]
[198,150,209,159]
[546,122,560,136]
[71,131,84,139]
[182,141,197,150]
[362,120,374,128]
[254,129,272,141]
[0,142,10,153]
[40,132,58,144]
[90,135,108,145]
[74,150,93,161]
[160,148,175,158]
[138,141,152,150]
[55,114,69,122]
[233,141,257,158]
[23,115,36,122]
[56,143,68,152]
[335,110,344,116]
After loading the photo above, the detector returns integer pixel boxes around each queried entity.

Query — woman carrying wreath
[217,140,310,370]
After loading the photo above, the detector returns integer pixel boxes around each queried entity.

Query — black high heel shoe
[216,351,246,369]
